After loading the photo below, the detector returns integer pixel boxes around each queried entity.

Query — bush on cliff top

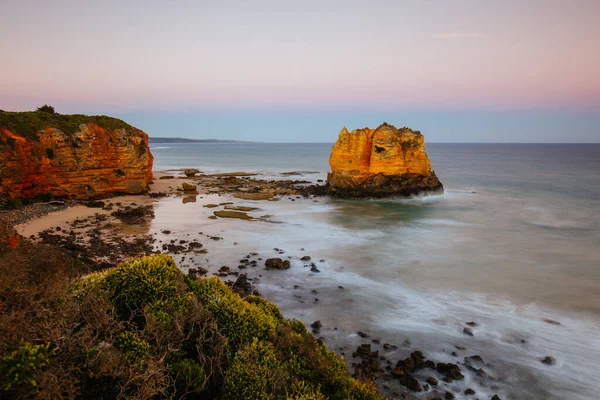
[0,110,133,140]
[0,250,384,400]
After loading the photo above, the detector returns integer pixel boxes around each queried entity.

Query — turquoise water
[150,143,600,399]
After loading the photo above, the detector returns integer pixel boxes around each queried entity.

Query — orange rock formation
[328,123,443,198]
[0,115,153,201]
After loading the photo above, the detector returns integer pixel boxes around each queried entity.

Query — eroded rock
[327,123,443,198]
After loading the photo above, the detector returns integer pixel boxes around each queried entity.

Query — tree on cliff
[36,104,56,114]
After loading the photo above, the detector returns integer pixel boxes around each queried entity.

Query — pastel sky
[1,0,599,142]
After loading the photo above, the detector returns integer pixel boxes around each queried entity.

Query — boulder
[265,258,290,269]
[327,123,442,198]
[182,182,197,193]
[184,168,200,177]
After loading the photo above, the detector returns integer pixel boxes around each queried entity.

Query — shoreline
[6,169,513,400]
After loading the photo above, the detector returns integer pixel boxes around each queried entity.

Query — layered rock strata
[0,112,153,201]
[327,123,443,198]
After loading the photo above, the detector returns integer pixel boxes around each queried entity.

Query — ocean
[150,142,600,399]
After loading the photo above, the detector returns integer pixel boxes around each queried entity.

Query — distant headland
[149,137,252,144]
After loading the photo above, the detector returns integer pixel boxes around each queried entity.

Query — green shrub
[286,380,326,400]
[100,254,182,313]
[222,339,283,400]
[3,249,385,399]
[0,341,54,390]
[171,358,206,394]
[114,331,150,363]
[144,292,194,328]
[245,295,284,322]
[36,105,56,114]
[0,110,134,140]
[189,277,279,350]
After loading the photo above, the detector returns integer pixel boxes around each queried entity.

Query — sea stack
[327,123,443,198]
[0,111,153,202]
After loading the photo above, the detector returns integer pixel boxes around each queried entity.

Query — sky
[0,0,599,142]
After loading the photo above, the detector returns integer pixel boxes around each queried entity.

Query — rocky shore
[2,170,517,400]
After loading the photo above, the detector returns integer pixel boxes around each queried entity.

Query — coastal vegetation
[0,107,133,140]
[0,234,383,399]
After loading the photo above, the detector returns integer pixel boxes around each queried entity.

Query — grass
[0,110,134,140]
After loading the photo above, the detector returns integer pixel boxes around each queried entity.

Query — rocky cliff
[0,111,153,202]
[328,123,443,198]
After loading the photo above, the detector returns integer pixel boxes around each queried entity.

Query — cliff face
[0,112,153,201]
[328,123,443,198]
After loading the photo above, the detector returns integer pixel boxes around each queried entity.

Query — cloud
[433,32,480,40]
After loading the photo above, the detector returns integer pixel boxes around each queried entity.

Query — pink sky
[1,0,599,113]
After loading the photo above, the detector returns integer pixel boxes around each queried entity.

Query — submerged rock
[327,123,443,198]
[213,210,253,220]
[541,356,556,365]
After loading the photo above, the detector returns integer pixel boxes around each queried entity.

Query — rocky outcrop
[0,111,153,202]
[327,123,443,198]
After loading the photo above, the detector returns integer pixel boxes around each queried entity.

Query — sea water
[150,143,600,399]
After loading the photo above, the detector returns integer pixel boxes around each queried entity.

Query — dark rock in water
[311,320,322,332]
[357,331,369,338]
[543,319,561,325]
[187,267,208,279]
[476,368,488,378]
[383,343,398,350]
[424,359,435,369]
[228,273,254,297]
[300,255,311,261]
[436,362,464,380]
[403,376,422,392]
[426,376,438,386]
[184,168,200,177]
[310,264,321,273]
[352,344,382,379]
[492,395,501,400]
[465,321,478,327]
[541,356,556,365]
[465,355,484,364]
[444,392,455,400]
[464,388,476,395]
[463,327,474,336]
[265,258,290,270]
